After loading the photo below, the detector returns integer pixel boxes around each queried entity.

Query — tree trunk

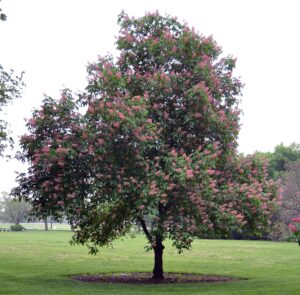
[152,239,165,280]
[137,218,165,280]
[44,217,48,231]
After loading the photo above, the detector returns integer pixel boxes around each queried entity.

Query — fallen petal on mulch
[72,272,241,284]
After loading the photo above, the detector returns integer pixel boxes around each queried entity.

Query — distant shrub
[268,222,291,241]
[10,224,25,231]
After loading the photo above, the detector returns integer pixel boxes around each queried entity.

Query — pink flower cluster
[289,215,300,233]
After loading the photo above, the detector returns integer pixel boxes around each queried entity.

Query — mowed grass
[0,231,299,295]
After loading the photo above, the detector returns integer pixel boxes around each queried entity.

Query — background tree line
[255,143,300,240]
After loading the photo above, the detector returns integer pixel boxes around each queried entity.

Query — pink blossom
[152,103,159,109]
[97,139,104,145]
[42,181,49,188]
[133,95,141,102]
[132,105,141,111]
[115,71,122,79]
[149,190,157,196]
[42,146,50,153]
[118,113,126,120]
[291,216,300,223]
[113,122,120,128]
[87,105,95,113]
[207,169,215,175]
[186,170,194,179]
[288,224,297,232]
[67,193,75,199]
[56,147,69,154]
[28,118,36,127]
[198,61,206,69]
[209,182,216,189]
[138,135,146,141]
[170,149,177,157]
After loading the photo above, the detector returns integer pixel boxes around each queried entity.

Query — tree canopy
[0,2,25,156]
[0,192,30,224]
[269,143,300,179]
[257,143,300,179]
[14,12,281,280]
[0,1,6,21]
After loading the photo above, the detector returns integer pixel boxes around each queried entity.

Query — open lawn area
[0,231,299,295]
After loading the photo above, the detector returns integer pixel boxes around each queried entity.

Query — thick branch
[137,217,152,242]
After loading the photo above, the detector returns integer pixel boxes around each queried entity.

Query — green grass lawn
[0,231,299,295]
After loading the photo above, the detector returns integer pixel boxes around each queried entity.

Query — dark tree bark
[152,238,165,280]
[44,217,48,231]
[138,217,151,241]
[137,217,165,280]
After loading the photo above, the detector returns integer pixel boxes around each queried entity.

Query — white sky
[0,0,300,193]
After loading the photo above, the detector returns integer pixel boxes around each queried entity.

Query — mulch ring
[72,272,241,284]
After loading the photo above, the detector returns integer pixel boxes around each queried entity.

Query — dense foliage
[14,12,281,279]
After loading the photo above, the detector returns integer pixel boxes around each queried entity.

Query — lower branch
[137,217,152,242]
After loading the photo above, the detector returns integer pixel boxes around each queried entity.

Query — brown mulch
[72,272,241,284]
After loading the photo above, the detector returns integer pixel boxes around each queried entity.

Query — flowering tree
[288,216,300,245]
[14,12,281,280]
